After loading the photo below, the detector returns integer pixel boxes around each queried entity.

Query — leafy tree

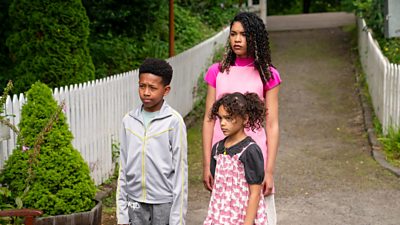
[0,82,96,216]
[177,0,239,29]
[6,0,95,94]
[0,0,12,92]
[82,0,163,37]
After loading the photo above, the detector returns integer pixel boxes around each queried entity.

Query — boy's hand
[263,172,274,196]
[203,168,214,191]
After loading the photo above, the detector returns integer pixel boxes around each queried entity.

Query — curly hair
[220,12,274,85]
[210,92,265,131]
[139,58,173,85]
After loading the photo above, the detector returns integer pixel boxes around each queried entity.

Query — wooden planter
[35,200,102,225]
[0,123,10,141]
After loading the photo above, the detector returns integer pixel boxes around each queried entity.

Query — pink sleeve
[204,63,220,88]
[264,66,282,91]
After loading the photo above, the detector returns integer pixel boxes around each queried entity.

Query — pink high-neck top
[204,57,281,92]
[204,57,282,168]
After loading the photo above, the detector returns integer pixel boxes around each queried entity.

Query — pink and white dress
[203,141,267,225]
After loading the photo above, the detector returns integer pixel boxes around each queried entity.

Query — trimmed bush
[0,82,96,216]
[6,0,95,94]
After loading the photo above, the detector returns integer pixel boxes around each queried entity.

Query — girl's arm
[202,85,216,191]
[244,184,262,225]
[264,85,280,195]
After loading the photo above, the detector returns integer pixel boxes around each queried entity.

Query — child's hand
[263,172,274,196]
[203,168,214,191]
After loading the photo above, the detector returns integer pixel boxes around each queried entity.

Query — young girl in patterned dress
[202,12,281,224]
[204,92,267,225]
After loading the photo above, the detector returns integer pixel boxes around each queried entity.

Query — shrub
[0,82,96,216]
[6,0,95,94]
[353,0,400,64]
[378,126,400,167]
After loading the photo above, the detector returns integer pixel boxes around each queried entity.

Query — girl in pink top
[202,12,281,224]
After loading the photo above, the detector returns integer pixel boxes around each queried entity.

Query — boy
[117,58,188,225]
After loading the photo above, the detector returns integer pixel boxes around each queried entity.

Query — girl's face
[229,21,248,58]
[217,105,247,138]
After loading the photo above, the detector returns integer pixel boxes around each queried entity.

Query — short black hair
[139,58,173,85]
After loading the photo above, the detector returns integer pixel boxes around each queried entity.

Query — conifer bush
[6,0,95,94]
[0,82,96,216]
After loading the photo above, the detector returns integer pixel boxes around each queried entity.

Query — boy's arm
[169,113,188,225]
[116,123,129,225]
[244,184,262,225]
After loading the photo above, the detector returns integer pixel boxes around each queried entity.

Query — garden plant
[0,82,96,217]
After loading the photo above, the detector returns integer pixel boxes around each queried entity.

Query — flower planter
[0,123,10,141]
[34,200,102,225]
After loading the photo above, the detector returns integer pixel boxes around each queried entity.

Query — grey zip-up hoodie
[117,101,188,225]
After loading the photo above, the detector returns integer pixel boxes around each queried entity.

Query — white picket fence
[358,18,400,134]
[0,27,229,185]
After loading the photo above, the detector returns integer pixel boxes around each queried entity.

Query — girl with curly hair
[203,92,267,225]
[202,12,281,224]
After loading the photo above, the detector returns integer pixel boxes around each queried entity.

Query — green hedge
[6,0,95,94]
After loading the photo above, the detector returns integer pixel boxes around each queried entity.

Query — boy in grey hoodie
[117,58,188,225]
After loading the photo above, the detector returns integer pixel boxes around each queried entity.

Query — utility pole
[169,0,175,57]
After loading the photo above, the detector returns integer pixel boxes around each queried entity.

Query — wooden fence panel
[358,17,400,134]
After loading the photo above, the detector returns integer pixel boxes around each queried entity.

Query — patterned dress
[203,142,268,225]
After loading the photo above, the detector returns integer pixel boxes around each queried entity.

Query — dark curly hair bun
[210,92,265,131]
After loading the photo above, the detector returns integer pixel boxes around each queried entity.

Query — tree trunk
[303,0,311,13]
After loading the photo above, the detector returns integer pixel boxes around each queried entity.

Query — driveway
[187,12,400,225]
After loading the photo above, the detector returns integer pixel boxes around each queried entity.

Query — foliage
[1,1,233,85]
[177,0,239,30]
[184,45,225,126]
[267,0,346,15]
[378,127,400,167]
[353,0,400,64]
[378,37,400,64]
[0,82,96,216]
[82,0,163,37]
[0,0,12,93]
[88,3,215,78]
[0,187,24,225]
[88,36,141,79]
[6,0,95,94]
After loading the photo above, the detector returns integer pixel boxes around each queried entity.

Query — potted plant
[0,82,101,225]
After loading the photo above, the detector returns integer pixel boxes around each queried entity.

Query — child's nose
[235,35,241,42]
[144,88,151,96]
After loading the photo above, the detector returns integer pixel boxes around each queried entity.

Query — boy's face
[138,73,170,112]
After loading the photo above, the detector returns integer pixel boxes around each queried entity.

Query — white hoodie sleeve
[169,112,188,225]
[117,122,129,224]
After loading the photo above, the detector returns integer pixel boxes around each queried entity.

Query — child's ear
[163,85,171,96]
